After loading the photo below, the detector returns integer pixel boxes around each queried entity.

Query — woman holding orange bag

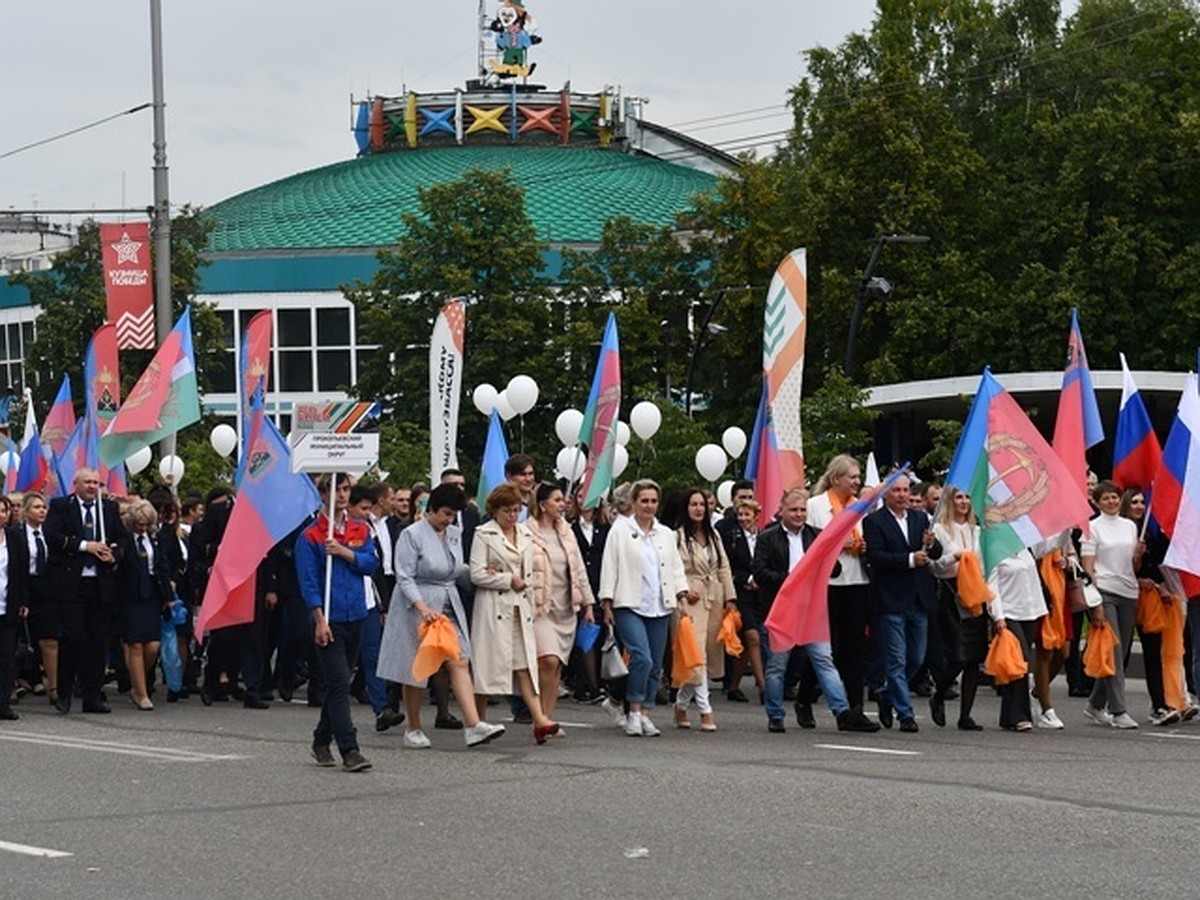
[377,484,505,749]
[673,489,737,731]
[1082,480,1144,729]
[986,546,1054,732]
[930,488,993,730]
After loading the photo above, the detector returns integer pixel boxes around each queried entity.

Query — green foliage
[800,366,878,476]
[919,417,966,477]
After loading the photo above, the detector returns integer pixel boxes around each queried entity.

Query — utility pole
[149,0,175,464]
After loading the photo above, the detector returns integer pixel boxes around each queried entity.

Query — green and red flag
[577,313,620,508]
[946,369,1092,573]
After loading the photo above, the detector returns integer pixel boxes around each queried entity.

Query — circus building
[191,2,737,427]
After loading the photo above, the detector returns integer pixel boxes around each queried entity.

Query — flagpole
[149,0,175,465]
[323,479,337,624]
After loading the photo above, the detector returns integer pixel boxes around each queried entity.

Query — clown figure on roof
[489,0,541,77]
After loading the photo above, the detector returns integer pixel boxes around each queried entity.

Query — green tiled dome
[206,146,718,252]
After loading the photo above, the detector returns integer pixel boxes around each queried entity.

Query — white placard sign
[290,431,379,474]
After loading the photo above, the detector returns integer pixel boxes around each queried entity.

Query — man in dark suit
[45,467,128,714]
[753,488,879,734]
[863,474,943,733]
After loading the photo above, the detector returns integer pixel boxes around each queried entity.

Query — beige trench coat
[676,529,737,683]
[469,520,540,695]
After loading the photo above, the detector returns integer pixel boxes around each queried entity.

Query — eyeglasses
[500,506,522,516]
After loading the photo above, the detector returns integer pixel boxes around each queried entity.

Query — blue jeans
[360,607,388,715]
[874,608,928,720]
[764,638,848,721]
[614,609,670,708]
[313,618,365,755]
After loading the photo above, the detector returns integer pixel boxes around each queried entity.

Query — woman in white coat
[471,483,561,744]
[599,479,690,738]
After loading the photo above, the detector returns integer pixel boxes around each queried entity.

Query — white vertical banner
[429,298,466,481]
[762,248,807,489]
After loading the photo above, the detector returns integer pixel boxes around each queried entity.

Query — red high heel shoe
[533,723,560,745]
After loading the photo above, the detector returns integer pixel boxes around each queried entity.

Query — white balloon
[159,454,185,484]
[612,444,629,478]
[555,446,586,482]
[554,409,584,446]
[616,420,631,447]
[694,444,728,482]
[125,446,153,475]
[629,401,661,441]
[717,479,734,508]
[472,383,498,416]
[494,390,517,422]
[210,423,238,458]
[506,374,539,415]
[722,426,748,460]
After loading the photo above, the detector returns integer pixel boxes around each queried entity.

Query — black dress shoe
[82,701,111,714]
[726,689,750,703]
[957,716,983,731]
[200,688,214,707]
[877,700,894,730]
[767,717,786,733]
[167,690,183,703]
[243,696,270,710]
[837,707,881,733]
[0,707,18,721]
[898,716,919,733]
[375,709,405,732]
[930,693,946,728]
[435,712,463,730]
[911,682,933,698]
[55,695,71,714]
[794,702,816,729]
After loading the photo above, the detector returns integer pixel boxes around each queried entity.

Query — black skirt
[121,598,163,644]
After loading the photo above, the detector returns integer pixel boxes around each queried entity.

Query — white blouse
[1081,514,1139,600]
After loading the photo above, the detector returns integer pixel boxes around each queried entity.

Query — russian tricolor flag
[1160,373,1200,585]
[744,381,782,530]
[1112,353,1162,492]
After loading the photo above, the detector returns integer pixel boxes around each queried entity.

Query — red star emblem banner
[99,222,155,350]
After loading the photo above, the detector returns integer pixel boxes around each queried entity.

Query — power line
[0,104,152,161]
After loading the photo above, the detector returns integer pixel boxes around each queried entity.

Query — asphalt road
[3,678,1197,900]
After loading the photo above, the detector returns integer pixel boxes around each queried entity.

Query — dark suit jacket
[45,494,128,605]
[571,518,610,598]
[458,505,480,563]
[0,525,29,624]
[120,530,174,607]
[862,506,943,614]
[719,522,758,604]
[752,521,825,615]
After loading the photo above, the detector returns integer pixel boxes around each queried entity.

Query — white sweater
[1081,514,1139,600]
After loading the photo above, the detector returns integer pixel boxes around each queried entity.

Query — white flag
[429,299,466,482]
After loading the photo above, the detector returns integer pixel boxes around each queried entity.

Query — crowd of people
[2,453,1198,773]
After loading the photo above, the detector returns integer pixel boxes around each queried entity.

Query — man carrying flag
[756,487,880,734]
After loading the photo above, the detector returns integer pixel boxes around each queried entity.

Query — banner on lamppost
[99,222,155,350]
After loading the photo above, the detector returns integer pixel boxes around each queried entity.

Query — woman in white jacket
[599,479,689,737]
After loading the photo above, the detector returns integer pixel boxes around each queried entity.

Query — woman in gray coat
[377,484,505,749]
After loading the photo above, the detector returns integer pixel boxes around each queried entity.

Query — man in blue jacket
[296,473,379,772]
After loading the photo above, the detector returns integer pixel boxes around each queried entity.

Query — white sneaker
[1150,708,1181,727]
[1083,705,1113,727]
[1036,709,1065,730]
[464,721,505,747]
[1180,703,1199,722]
[403,728,432,749]
[602,697,627,729]
[1110,712,1139,729]
[624,712,643,737]
[639,713,661,737]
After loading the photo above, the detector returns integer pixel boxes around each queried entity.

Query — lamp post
[684,285,750,418]
[843,232,930,377]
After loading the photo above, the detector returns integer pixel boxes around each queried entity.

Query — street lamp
[843,232,930,376]
[684,285,751,418]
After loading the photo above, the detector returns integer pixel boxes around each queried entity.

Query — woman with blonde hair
[528,481,595,722]
[471,484,560,744]
[120,500,171,710]
[807,454,872,717]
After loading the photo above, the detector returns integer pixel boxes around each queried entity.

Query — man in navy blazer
[863,474,942,732]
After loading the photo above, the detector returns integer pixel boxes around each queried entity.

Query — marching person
[0,495,29,721]
[46,467,127,714]
[297,474,378,772]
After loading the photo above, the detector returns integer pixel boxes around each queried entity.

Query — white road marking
[0,839,73,859]
[813,743,921,756]
[0,731,247,762]
[1143,732,1200,741]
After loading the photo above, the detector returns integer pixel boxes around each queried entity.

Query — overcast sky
[3,1,1077,219]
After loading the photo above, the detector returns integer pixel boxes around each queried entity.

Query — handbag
[600,625,628,680]
[1066,561,1101,613]
[15,619,37,681]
